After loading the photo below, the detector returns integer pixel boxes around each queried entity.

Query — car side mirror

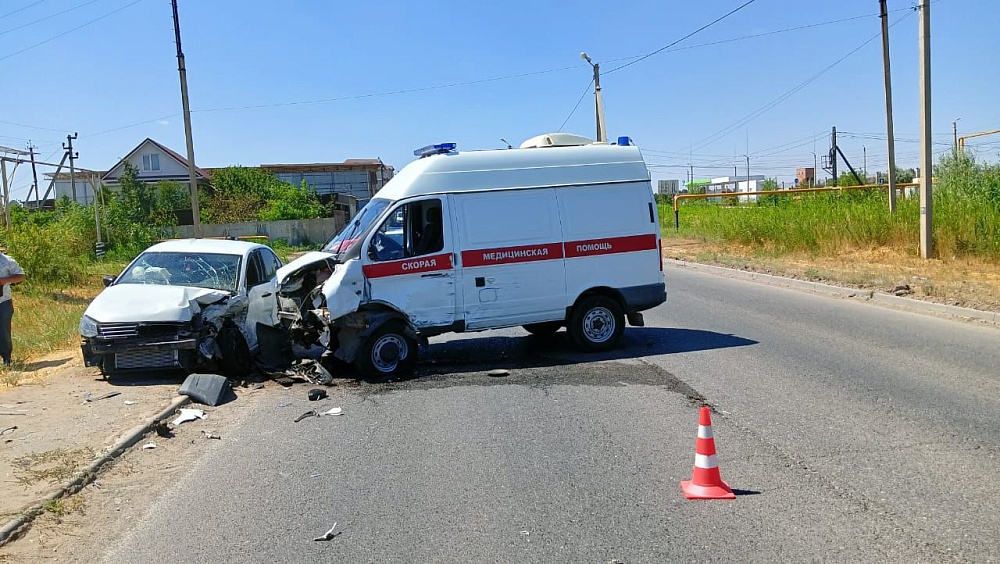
[102,275,116,287]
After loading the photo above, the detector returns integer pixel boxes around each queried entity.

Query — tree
[202,166,326,223]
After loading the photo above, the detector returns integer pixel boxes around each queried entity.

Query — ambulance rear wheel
[354,321,417,378]
[569,295,625,352]
[523,321,562,336]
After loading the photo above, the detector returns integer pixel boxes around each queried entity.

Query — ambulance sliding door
[452,189,566,329]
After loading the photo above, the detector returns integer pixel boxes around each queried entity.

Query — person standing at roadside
[0,250,25,366]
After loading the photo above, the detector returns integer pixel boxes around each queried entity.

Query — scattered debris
[294,410,318,423]
[520,530,530,535]
[142,442,156,450]
[314,523,340,542]
[0,412,27,416]
[251,382,265,390]
[154,422,174,438]
[308,388,328,401]
[310,473,323,479]
[277,403,289,408]
[171,408,207,426]
[124,400,136,406]
[1,425,16,435]
[322,407,343,416]
[85,391,121,403]
[487,369,510,378]
[202,430,222,440]
[890,284,913,296]
[178,373,235,407]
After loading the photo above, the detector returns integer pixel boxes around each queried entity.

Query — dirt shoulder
[662,238,1000,313]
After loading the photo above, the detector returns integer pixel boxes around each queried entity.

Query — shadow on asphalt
[415,326,757,374]
[354,327,757,398]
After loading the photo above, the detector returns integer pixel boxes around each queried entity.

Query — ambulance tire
[522,322,562,336]
[568,295,626,352]
[355,320,417,378]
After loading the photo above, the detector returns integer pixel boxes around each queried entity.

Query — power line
[690,12,913,153]
[0,0,98,37]
[0,0,145,63]
[0,1,46,20]
[557,78,593,132]
[605,0,758,74]
[83,113,179,138]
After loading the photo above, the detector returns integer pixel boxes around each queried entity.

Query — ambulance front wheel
[354,321,417,378]
[568,295,625,352]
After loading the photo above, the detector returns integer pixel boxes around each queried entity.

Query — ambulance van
[275,133,666,377]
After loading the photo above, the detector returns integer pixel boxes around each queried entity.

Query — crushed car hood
[276,251,337,287]
[84,284,232,323]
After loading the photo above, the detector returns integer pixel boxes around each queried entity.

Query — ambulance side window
[368,199,444,262]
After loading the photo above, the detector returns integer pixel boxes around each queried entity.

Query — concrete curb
[0,394,192,547]
[665,259,1000,325]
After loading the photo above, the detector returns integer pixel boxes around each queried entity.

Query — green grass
[662,155,1000,261]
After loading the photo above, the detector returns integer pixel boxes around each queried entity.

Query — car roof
[141,238,268,256]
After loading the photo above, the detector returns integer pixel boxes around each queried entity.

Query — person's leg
[0,299,13,365]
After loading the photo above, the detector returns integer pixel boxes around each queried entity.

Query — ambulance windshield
[323,197,393,256]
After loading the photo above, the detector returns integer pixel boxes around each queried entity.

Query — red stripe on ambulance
[362,253,453,278]
[461,243,565,267]
[564,233,657,258]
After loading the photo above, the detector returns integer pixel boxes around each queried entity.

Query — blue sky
[1,0,997,200]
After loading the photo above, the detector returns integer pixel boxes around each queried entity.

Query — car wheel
[218,328,253,379]
[354,321,417,378]
[522,321,562,336]
[568,295,626,352]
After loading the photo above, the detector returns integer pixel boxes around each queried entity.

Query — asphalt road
[101,265,1000,562]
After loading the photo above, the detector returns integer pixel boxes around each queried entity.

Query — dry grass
[0,265,117,387]
[12,447,96,486]
[663,238,1000,312]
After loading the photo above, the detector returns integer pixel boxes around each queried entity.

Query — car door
[245,249,280,349]
[362,197,457,330]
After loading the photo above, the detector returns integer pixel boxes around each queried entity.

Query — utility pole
[879,0,898,212]
[0,158,7,228]
[28,143,39,204]
[580,52,607,143]
[63,133,78,203]
[952,119,960,156]
[745,155,750,190]
[918,0,933,258]
[172,0,203,237]
[811,152,817,186]
[863,146,867,180]
[830,127,839,185]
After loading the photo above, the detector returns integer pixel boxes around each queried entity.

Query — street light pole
[171,0,203,238]
[580,52,607,143]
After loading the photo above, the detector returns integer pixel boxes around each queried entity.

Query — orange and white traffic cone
[680,406,735,500]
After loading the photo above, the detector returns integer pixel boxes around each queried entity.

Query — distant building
[796,167,816,186]
[704,175,767,202]
[261,160,394,209]
[657,179,680,195]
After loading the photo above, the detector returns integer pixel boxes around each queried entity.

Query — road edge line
[0,394,192,547]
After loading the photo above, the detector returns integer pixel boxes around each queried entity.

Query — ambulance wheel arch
[353,319,419,377]
[333,305,422,377]
[567,290,627,352]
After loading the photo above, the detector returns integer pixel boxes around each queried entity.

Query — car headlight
[79,315,99,338]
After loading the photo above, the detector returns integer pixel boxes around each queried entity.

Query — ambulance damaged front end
[275,197,397,366]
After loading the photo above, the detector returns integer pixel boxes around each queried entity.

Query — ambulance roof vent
[413,142,457,158]
[519,133,594,149]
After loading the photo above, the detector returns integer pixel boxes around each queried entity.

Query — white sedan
[79,239,283,379]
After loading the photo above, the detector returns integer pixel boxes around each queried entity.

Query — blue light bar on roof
[616,136,633,146]
[413,142,457,157]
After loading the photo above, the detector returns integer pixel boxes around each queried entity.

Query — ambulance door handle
[421,272,448,278]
